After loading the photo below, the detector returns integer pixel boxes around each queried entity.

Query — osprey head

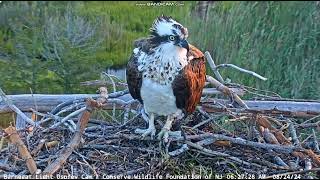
[150,15,189,51]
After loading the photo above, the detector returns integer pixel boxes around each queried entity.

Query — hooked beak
[177,39,189,51]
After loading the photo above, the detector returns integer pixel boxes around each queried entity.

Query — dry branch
[202,87,245,96]
[296,121,320,129]
[206,75,249,109]
[4,126,38,175]
[255,115,291,145]
[31,139,46,156]
[312,129,320,153]
[183,133,300,154]
[204,51,225,83]
[215,63,267,81]
[0,163,22,173]
[186,141,263,168]
[43,107,86,132]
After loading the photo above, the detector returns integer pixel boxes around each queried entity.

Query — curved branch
[215,63,267,81]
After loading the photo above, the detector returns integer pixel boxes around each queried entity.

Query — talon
[157,128,170,143]
[135,127,156,139]
[157,130,182,143]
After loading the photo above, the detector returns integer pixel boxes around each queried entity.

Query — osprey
[126,15,206,141]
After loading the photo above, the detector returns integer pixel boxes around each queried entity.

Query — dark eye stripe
[150,35,167,45]
[151,35,179,44]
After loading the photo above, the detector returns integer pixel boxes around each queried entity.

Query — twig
[0,163,22,173]
[204,51,224,83]
[0,136,4,151]
[312,129,320,153]
[301,134,313,146]
[225,116,248,123]
[0,88,35,126]
[196,106,234,135]
[73,151,98,178]
[230,83,282,98]
[215,63,267,81]
[45,140,59,149]
[192,117,216,129]
[183,133,301,154]
[55,103,85,117]
[82,144,159,154]
[102,72,117,120]
[43,107,86,132]
[85,125,114,132]
[202,87,245,96]
[4,126,38,175]
[186,141,263,168]
[49,98,91,116]
[31,139,47,156]
[123,105,130,124]
[288,121,301,147]
[168,144,189,156]
[76,159,98,178]
[251,158,289,170]
[120,113,140,127]
[273,156,290,168]
[206,75,249,109]
[302,114,320,124]
[296,121,320,129]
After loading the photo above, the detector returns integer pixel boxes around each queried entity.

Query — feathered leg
[135,112,156,139]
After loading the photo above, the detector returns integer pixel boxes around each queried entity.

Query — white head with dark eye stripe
[150,15,189,51]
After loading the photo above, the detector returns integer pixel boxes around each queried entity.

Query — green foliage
[0,2,110,94]
[185,1,320,99]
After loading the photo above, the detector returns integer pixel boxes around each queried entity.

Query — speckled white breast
[140,78,178,116]
[134,43,188,115]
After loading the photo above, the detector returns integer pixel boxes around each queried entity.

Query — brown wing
[126,38,157,104]
[126,53,143,104]
[172,44,206,113]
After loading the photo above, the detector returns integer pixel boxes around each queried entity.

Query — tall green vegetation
[185,1,320,99]
[0,1,319,99]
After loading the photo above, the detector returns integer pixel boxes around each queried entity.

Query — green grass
[185,1,320,99]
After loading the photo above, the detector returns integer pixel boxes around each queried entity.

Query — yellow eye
[169,35,175,41]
